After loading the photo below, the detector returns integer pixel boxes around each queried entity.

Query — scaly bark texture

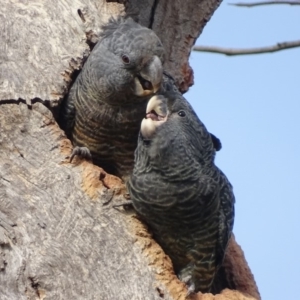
[0,0,260,299]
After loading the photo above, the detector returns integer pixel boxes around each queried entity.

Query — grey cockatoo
[61,17,165,178]
[127,92,235,293]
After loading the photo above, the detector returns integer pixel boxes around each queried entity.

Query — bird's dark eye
[121,54,130,64]
[178,110,186,117]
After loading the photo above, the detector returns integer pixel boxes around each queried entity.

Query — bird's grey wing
[60,36,113,140]
[209,171,235,293]
[216,171,235,267]
[60,17,124,137]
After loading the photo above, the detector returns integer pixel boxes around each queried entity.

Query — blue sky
[185,2,300,299]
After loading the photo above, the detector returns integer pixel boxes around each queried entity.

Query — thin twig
[229,1,300,7]
[193,40,300,56]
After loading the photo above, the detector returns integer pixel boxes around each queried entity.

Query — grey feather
[127,89,235,293]
[61,17,165,178]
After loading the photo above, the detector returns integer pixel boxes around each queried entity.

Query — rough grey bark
[0,102,171,300]
[0,1,260,299]
[0,0,123,104]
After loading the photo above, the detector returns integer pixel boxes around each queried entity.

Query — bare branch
[229,0,300,7]
[193,40,300,56]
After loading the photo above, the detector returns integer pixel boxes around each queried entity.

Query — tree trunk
[0,1,260,299]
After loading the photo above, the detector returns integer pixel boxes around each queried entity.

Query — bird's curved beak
[134,56,163,96]
[141,95,168,139]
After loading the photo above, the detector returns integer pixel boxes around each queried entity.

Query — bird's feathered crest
[99,16,137,39]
